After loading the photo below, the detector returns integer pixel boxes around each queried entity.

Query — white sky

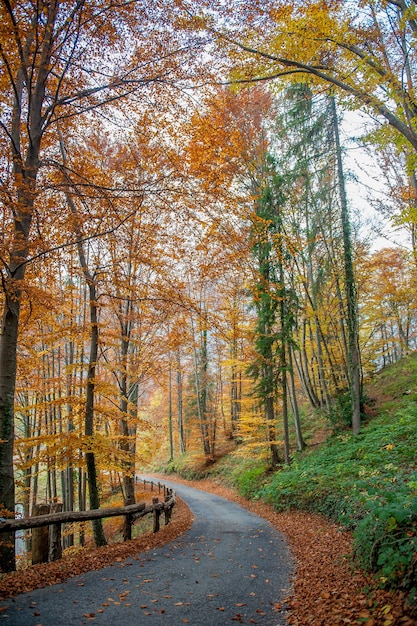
[341,110,411,252]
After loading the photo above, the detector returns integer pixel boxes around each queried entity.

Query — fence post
[123,513,133,542]
[164,492,172,525]
[152,497,160,533]
[32,504,50,564]
[49,503,63,562]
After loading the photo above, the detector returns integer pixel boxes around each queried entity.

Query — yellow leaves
[266,1,343,68]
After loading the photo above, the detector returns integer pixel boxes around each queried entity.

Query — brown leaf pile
[0,475,416,626]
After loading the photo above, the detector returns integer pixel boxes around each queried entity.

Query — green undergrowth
[258,407,416,602]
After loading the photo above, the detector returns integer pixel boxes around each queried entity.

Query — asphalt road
[1,478,294,625]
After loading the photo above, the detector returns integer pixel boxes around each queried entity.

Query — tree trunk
[288,346,306,452]
[264,392,280,466]
[118,325,136,541]
[168,358,174,461]
[191,315,212,458]
[176,350,185,454]
[84,284,107,547]
[0,310,17,571]
[0,272,24,572]
[330,96,362,435]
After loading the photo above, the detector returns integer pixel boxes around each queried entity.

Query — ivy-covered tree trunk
[330,96,362,435]
[249,173,283,467]
[277,227,291,465]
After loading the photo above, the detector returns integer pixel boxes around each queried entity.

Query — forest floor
[0,476,415,625]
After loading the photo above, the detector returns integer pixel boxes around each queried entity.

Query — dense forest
[0,0,416,594]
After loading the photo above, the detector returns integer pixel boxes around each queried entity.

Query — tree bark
[330,96,362,434]
[176,350,185,454]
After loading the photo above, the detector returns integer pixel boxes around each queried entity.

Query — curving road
[1,478,294,625]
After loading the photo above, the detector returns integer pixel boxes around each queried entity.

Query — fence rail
[0,479,176,567]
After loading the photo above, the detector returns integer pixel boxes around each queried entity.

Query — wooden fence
[0,479,175,567]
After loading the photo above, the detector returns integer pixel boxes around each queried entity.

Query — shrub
[353,474,417,602]
[255,406,417,603]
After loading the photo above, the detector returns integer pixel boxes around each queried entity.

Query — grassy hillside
[161,354,417,605]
